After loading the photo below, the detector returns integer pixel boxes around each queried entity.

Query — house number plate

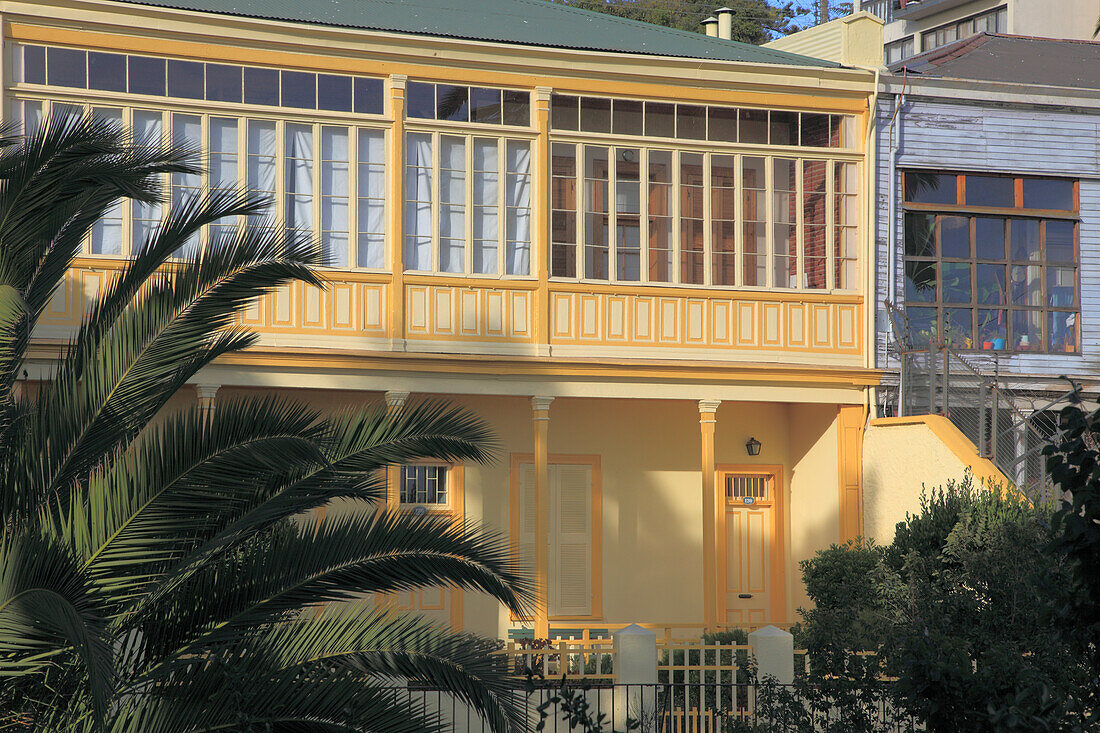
[742,496,756,505]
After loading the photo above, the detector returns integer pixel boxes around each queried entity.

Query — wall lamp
[745,437,762,456]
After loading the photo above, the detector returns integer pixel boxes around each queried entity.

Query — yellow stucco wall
[862,416,1009,546]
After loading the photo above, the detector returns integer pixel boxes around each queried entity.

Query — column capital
[531,396,555,413]
[698,399,722,415]
[535,86,553,102]
[196,383,220,408]
[389,73,408,90]
[385,390,411,409]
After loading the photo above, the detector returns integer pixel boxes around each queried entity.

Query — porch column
[384,391,410,508]
[531,396,554,638]
[699,399,722,631]
[196,383,220,415]
[387,74,407,351]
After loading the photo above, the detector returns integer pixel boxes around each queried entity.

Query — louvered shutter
[549,465,592,617]
[518,463,538,577]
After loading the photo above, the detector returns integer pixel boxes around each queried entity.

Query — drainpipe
[702,16,719,37]
[885,73,908,306]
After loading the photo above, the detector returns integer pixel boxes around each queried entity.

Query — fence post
[613,624,657,731]
[748,625,794,685]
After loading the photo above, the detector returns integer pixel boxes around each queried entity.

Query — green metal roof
[107,0,837,67]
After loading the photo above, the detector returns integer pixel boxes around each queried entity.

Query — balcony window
[902,170,1079,353]
[921,6,1007,53]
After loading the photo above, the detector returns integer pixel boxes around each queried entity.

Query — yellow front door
[722,472,775,625]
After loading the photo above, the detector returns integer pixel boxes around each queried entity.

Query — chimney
[715,7,733,40]
[701,16,719,37]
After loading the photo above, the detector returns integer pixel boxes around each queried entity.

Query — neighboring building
[6,0,883,639]
[854,0,1100,64]
[872,34,1100,493]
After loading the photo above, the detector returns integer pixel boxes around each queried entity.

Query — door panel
[722,472,775,625]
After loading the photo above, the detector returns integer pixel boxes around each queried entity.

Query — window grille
[726,474,769,502]
[400,465,449,505]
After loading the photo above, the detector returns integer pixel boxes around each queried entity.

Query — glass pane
[940,216,970,258]
[1047,267,1076,308]
[23,45,46,85]
[353,77,384,114]
[502,90,530,126]
[769,111,798,145]
[965,175,1013,207]
[612,99,643,136]
[1022,178,1073,211]
[88,52,126,92]
[167,59,204,99]
[318,74,353,112]
[904,171,956,204]
[406,81,435,119]
[1048,311,1077,352]
[676,104,705,140]
[1010,265,1042,306]
[680,152,704,285]
[973,217,1005,260]
[580,97,611,133]
[904,260,936,303]
[1046,220,1075,263]
[976,264,1006,305]
[644,102,674,138]
[437,84,469,122]
[584,146,609,280]
[906,306,936,348]
[1011,310,1041,351]
[904,213,936,258]
[550,94,578,130]
[281,71,316,109]
[707,106,737,143]
[1010,219,1040,261]
[243,67,279,106]
[648,149,672,283]
[47,47,86,88]
[285,123,314,234]
[941,262,971,303]
[470,87,502,124]
[977,310,1007,350]
[128,56,166,96]
[206,63,242,103]
[800,113,831,147]
[739,109,767,144]
[943,307,973,348]
[552,143,577,279]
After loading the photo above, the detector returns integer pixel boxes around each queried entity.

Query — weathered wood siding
[875,94,1100,382]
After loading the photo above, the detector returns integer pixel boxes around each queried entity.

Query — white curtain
[285,123,314,234]
[209,117,239,242]
[505,141,531,275]
[321,126,349,267]
[439,136,466,273]
[247,120,277,229]
[357,129,385,268]
[472,138,498,274]
[172,114,202,258]
[131,111,163,253]
[404,132,433,271]
[89,108,124,255]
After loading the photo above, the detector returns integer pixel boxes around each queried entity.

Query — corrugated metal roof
[105,0,837,67]
[890,33,1100,90]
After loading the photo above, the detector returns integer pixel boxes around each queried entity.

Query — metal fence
[884,302,1081,503]
[377,682,919,733]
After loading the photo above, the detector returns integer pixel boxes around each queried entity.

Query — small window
[318,74,353,112]
[168,59,204,100]
[206,63,242,103]
[580,97,611,134]
[612,99,643,136]
[128,56,166,97]
[354,77,384,115]
[243,67,279,106]
[726,474,770,502]
[550,94,579,131]
[88,52,126,93]
[22,45,46,85]
[470,87,502,124]
[406,81,436,119]
[644,102,675,138]
[47,47,87,89]
[281,70,316,109]
[437,84,469,122]
[502,90,530,126]
[400,465,449,506]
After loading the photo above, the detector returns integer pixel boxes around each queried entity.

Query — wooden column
[387,75,407,351]
[531,396,554,638]
[384,390,410,509]
[533,87,552,356]
[699,399,722,630]
[837,404,866,542]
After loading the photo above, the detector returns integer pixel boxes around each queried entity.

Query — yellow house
[5,0,884,641]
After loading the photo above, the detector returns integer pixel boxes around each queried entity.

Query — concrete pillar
[613,624,657,730]
[698,399,722,630]
[748,625,794,684]
[532,396,554,638]
[196,383,220,414]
